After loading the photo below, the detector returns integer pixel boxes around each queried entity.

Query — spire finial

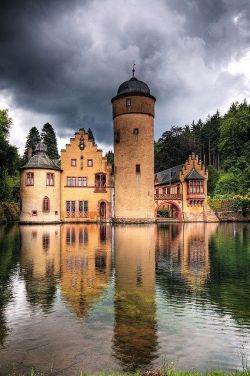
[132,63,136,77]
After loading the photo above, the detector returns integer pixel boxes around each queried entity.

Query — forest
[0,100,249,204]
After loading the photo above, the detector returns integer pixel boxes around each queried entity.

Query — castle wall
[20,168,61,223]
[60,130,112,222]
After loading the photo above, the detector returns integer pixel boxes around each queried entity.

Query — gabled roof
[184,168,204,181]
[20,143,61,171]
[155,165,183,185]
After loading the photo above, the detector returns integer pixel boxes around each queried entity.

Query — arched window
[43,196,50,212]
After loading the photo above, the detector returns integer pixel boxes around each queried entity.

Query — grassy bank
[8,370,250,376]
[0,201,19,223]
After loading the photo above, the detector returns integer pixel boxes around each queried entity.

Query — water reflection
[0,223,249,374]
[20,225,60,311]
[156,223,218,291]
[60,224,112,318]
[113,225,158,371]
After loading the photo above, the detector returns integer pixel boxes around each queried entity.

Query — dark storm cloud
[0,0,250,146]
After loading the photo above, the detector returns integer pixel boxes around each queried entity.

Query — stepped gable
[155,165,183,185]
[20,142,61,171]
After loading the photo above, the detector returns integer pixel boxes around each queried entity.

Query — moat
[0,223,249,375]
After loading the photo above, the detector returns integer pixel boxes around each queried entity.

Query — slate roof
[155,165,183,185]
[20,143,61,171]
[184,168,204,181]
[117,77,150,96]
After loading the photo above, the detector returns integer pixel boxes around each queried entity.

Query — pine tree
[87,128,95,144]
[41,123,59,159]
[23,126,41,163]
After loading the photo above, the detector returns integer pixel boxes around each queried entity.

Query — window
[32,210,37,216]
[136,164,141,174]
[95,173,106,189]
[43,196,50,212]
[66,201,76,217]
[46,173,54,186]
[79,200,88,215]
[71,159,77,167]
[188,181,204,194]
[26,172,34,186]
[126,98,131,107]
[156,188,159,196]
[78,177,87,186]
[115,129,120,143]
[133,128,139,135]
[87,159,93,167]
[67,176,76,186]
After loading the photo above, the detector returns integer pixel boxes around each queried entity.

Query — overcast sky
[0,0,250,154]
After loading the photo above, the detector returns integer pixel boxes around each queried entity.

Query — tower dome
[117,77,150,96]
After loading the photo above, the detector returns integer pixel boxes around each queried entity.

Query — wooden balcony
[187,193,205,199]
[154,193,183,200]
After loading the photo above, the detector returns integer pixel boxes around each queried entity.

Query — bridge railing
[154,193,183,200]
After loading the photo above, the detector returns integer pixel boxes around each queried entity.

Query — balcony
[94,186,107,193]
[66,211,89,218]
[154,193,182,200]
[187,192,205,199]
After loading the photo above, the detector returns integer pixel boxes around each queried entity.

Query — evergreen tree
[87,128,95,144]
[23,126,41,163]
[41,123,59,159]
[105,150,114,166]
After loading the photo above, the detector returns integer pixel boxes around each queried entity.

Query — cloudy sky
[0,0,250,154]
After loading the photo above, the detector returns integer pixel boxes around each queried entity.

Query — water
[0,223,249,374]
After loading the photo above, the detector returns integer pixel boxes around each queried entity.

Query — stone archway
[156,201,182,220]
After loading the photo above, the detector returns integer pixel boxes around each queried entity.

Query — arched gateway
[156,201,182,220]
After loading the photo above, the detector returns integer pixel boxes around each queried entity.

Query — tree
[41,123,59,159]
[0,109,20,201]
[87,128,95,144]
[154,126,199,172]
[105,150,114,166]
[23,126,41,163]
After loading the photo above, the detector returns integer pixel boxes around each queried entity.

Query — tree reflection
[0,225,20,346]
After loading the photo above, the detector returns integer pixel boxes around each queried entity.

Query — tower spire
[132,63,136,77]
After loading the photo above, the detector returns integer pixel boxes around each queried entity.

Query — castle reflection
[17,222,218,369]
[156,223,218,290]
[20,225,60,311]
[112,225,158,371]
[60,224,112,317]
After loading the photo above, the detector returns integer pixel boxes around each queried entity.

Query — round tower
[111,72,156,222]
[20,143,61,223]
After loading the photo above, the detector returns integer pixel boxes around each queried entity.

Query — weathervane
[132,63,136,77]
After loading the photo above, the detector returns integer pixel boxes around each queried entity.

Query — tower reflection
[60,224,112,318]
[20,225,60,310]
[113,225,158,371]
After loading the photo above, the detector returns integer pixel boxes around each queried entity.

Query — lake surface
[0,223,249,375]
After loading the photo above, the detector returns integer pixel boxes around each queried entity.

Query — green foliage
[231,195,250,216]
[41,123,59,159]
[0,109,20,201]
[23,126,41,163]
[157,208,169,218]
[106,150,114,166]
[87,128,95,144]
[155,100,250,196]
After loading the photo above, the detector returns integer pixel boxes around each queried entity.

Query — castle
[20,74,218,223]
